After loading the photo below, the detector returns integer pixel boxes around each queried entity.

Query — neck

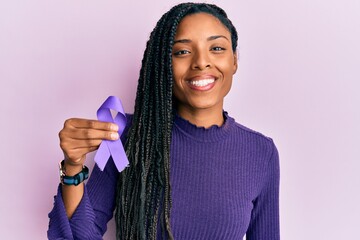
[176,105,224,129]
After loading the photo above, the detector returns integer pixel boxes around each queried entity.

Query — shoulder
[226,113,278,162]
[227,114,280,192]
[119,113,134,141]
[125,113,133,125]
[124,113,135,131]
[228,113,275,145]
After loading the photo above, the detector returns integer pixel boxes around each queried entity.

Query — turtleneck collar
[173,111,235,142]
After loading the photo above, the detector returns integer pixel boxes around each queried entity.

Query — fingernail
[111,124,119,131]
[111,133,119,140]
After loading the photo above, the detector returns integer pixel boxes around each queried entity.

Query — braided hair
[115,3,238,239]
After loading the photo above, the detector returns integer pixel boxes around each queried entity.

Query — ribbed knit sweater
[48,112,280,239]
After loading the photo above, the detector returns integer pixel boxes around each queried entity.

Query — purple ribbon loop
[94,96,128,172]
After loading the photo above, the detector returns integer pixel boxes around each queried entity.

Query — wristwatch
[59,160,89,186]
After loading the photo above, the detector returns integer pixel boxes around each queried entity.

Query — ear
[233,52,238,74]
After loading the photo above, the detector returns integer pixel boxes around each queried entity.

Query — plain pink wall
[1,0,359,239]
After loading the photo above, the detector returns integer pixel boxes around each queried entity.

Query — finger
[60,127,119,141]
[63,138,103,149]
[65,147,98,162]
[68,128,119,140]
[65,118,119,131]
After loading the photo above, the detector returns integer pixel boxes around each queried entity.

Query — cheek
[217,61,235,79]
[172,59,186,78]
[172,61,184,99]
[172,60,188,88]
[213,53,235,70]
[226,55,237,76]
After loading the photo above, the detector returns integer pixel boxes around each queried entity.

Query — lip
[188,74,218,81]
[186,74,218,91]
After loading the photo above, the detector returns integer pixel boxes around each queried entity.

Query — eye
[174,50,191,56]
[211,46,226,52]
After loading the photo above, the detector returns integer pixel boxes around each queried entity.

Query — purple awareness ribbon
[94,96,128,172]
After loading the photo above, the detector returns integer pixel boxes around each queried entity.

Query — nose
[191,51,212,70]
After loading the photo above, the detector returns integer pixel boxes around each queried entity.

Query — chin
[189,101,219,111]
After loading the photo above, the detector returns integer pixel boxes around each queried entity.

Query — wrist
[63,160,84,176]
[59,160,89,186]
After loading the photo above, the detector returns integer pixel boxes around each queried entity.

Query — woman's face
[172,13,237,113]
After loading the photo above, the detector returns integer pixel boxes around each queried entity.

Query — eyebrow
[173,35,229,44]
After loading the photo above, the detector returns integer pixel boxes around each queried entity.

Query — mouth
[188,78,215,87]
[186,74,217,91]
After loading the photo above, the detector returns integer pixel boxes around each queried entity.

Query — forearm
[61,162,84,219]
[48,183,103,239]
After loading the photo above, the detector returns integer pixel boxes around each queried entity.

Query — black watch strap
[59,160,89,186]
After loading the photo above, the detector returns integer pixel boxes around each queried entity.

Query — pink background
[1,0,359,239]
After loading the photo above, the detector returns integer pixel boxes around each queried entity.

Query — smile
[188,78,215,87]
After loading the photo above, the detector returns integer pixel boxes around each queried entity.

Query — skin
[59,12,237,219]
[59,119,119,218]
[172,13,237,128]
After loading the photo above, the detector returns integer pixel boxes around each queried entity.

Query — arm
[47,158,119,239]
[47,118,120,239]
[58,119,119,218]
[246,142,280,240]
[61,162,85,219]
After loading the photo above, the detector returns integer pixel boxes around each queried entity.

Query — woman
[48,2,280,239]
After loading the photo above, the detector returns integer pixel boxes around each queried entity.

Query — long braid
[115,3,238,239]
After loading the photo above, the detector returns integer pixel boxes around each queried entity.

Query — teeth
[189,78,215,87]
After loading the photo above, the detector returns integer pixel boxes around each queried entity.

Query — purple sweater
[48,112,280,239]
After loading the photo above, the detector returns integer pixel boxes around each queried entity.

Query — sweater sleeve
[47,158,119,239]
[246,141,280,240]
[47,114,132,239]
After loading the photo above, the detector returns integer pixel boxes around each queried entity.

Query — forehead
[175,13,231,38]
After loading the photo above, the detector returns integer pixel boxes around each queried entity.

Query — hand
[59,118,119,169]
